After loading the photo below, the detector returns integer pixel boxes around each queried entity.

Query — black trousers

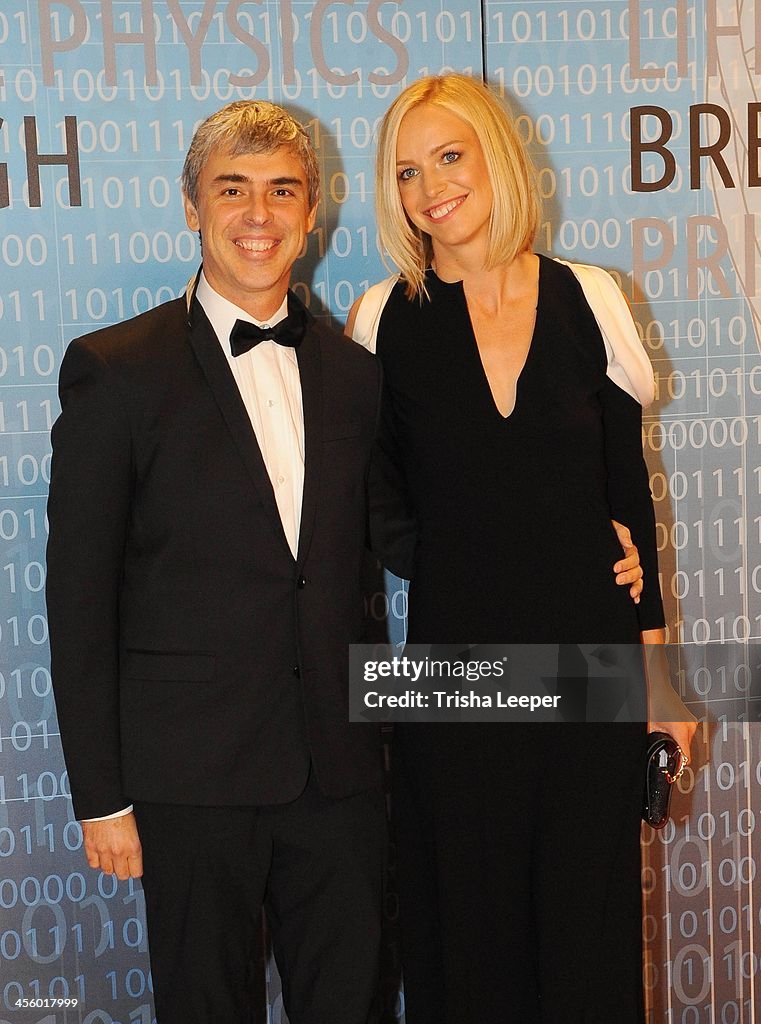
[394,722,647,1024]
[134,774,386,1024]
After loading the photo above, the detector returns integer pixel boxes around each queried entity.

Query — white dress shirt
[87,272,305,822]
[196,272,305,558]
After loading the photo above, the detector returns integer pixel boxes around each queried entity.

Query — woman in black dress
[349,75,695,1024]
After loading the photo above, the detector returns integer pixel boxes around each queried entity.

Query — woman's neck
[433,247,538,314]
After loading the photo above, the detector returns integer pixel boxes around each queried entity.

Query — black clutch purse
[642,731,683,829]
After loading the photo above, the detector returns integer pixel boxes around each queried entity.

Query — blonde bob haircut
[376,74,540,299]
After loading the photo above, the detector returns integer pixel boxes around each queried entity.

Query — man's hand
[611,519,643,603]
[82,813,143,880]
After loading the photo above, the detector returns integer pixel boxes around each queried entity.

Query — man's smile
[234,238,279,252]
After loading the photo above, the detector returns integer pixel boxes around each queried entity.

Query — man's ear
[306,203,318,233]
[183,192,200,232]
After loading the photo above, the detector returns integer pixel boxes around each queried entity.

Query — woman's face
[395,102,493,257]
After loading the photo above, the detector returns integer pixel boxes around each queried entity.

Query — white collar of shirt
[195,271,289,350]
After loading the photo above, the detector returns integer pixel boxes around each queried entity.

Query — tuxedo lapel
[295,323,323,566]
[186,299,294,559]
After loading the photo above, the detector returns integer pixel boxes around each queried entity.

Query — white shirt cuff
[83,805,133,822]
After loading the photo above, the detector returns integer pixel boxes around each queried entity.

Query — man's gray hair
[182,101,320,210]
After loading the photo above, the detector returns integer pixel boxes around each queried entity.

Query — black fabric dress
[373,256,665,1024]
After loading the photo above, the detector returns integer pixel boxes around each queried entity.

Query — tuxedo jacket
[46,293,383,820]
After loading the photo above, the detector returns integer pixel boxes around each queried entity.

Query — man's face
[183,145,317,320]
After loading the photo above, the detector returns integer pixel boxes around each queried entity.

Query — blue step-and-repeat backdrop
[1,1,760,1021]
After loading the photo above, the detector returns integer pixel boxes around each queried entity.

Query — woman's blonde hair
[376,74,540,298]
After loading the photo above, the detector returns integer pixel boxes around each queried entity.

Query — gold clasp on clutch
[664,747,688,785]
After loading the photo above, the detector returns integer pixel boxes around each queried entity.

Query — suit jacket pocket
[122,649,216,682]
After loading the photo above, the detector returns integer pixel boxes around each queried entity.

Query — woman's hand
[611,519,643,603]
[647,718,697,761]
[642,628,698,760]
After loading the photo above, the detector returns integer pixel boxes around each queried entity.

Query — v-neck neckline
[427,256,543,421]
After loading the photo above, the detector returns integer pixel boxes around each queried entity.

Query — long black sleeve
[601,377,665,632]
[46,339,133,818]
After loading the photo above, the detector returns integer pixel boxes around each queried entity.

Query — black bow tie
[229,303,307,356]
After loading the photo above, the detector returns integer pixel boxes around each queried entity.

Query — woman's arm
[601,379,664,631]
[601,379,696,756]
[641,628,697,758]
[346,283,418,578]
[345,294,362,340]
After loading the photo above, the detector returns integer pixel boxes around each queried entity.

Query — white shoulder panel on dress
[350,275,398,354]
[554,259,655,407]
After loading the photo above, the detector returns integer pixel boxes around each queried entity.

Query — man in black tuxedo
[46,102,384,1024]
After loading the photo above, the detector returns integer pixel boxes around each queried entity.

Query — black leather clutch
[642,731,682,829]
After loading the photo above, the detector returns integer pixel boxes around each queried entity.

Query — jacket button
[297,575,306,588]
[293,666,300,678]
